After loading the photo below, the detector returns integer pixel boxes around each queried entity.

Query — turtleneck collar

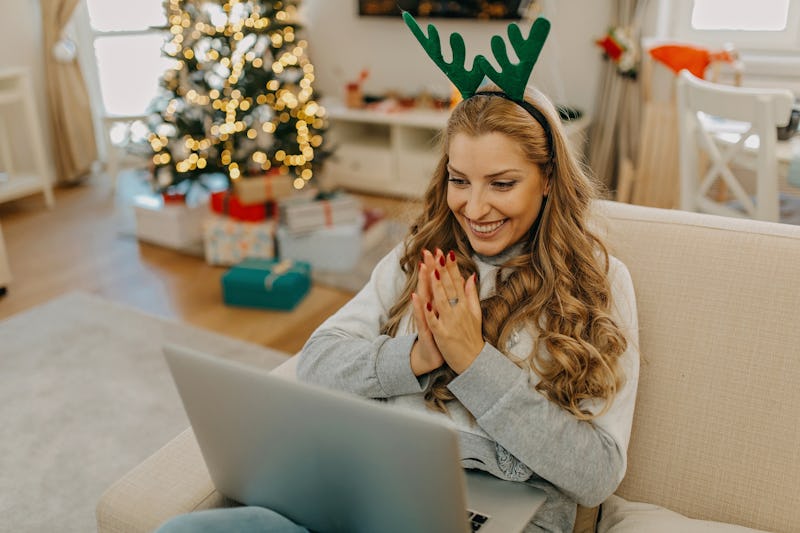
[472,240,528,267]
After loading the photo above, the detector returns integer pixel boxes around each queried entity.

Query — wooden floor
[0,175,420,355]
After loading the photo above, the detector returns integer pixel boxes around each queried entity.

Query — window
[691,0,789,32]
[672,0,800,51]
[81,0,172,116]
[72,0,175,162]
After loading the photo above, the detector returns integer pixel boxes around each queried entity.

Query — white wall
[0,0,54,176]
[301,0,612,116]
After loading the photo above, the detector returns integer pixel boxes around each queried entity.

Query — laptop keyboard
[466,509,490,531]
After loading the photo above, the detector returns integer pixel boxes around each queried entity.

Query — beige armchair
[98,201,800,533]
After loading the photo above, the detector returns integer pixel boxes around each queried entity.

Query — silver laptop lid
[164,343,473,533]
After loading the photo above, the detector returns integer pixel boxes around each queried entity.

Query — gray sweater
[297,244,640,533]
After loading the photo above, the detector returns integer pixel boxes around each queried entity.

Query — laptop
[164,344,546,533]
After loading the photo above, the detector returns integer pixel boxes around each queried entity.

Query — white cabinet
[322,101,590,198]
[0,68,54,208]
[322,103,443,197]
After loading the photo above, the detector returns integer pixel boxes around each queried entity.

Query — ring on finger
[448,297,459,307]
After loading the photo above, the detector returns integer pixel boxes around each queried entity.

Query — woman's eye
[447,176,469,187]
[492,181,516,190]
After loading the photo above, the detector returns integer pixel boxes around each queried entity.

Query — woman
[298,85,639,532]
[157,85,639,533]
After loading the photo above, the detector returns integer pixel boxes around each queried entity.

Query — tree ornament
[595,27,638,79]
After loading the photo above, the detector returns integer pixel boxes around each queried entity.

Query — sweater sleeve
[447,257,640,507]
[296,244,426,398]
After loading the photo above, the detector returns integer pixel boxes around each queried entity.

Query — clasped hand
[410,249,484,376]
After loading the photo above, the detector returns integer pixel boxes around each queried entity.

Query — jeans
[154,506,310,533]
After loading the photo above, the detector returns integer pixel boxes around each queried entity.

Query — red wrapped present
[161,191,186,205]
[210,191,277,222]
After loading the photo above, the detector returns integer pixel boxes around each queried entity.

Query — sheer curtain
[41,0,97,185]
[587,0,648,200]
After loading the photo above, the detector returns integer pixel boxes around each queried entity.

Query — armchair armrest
[96,427,232,532]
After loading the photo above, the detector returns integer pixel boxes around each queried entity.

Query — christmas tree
[146,0,327,194]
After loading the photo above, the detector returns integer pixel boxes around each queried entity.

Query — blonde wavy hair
[380,85,627,421]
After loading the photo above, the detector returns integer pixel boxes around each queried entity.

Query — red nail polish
[426,302,432,312]
[439,255,445,267]
[434,269,440,280]
[448,250,455,262]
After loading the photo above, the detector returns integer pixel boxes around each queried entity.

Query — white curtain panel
[587,0,647,198]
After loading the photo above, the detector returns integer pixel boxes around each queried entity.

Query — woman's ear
[543,179,551,197]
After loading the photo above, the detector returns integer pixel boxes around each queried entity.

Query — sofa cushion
[598,496,772,533]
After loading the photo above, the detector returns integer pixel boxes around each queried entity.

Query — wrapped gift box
[203,214,276,266]
[232,173,294,205]
[279,194,362,234]
[210,191,276,222]
[276,217,363,272]
[133,194,206,252]
[221,258,311,311]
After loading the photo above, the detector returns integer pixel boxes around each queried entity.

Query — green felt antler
[402,11,484,98]
[478,18,551,101]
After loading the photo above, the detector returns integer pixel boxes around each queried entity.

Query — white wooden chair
[677,70,795,222]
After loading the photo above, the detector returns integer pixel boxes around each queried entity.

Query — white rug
[0,292,288,532]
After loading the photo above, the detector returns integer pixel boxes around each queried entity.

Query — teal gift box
[221,258,311,311]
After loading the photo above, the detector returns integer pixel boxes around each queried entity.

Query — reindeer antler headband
[403,11,554,154]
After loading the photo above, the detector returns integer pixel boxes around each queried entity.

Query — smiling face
[446,132,549,257]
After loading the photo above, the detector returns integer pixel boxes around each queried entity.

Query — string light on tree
[145,0,328,193]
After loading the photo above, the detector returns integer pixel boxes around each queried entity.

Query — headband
[403,12,554,157]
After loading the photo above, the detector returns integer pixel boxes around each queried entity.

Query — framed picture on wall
[358,0,524,19]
